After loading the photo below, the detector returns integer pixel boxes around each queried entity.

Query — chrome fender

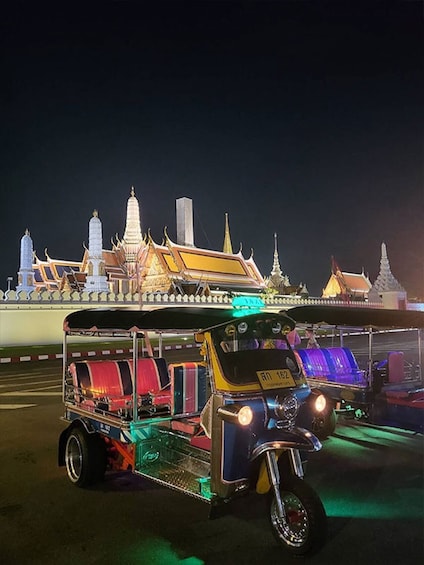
[251,427,322,461]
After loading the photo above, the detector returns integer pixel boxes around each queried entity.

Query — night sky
[2,1,423,298]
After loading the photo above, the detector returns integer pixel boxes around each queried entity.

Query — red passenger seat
[69,358,171,412]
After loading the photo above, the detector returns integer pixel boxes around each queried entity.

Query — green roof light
[232,296,265,310]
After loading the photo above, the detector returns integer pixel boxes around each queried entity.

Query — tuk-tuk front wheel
[312,407,337,440]
[65,428,106,487]
[269,476,327,556]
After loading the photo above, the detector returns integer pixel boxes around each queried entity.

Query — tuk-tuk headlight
[217,404,253,426]
[275,394,299,421]
[314,394,326,413]
[237,405,253,426]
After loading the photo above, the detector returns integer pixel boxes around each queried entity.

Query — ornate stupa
[369,242,407,308]
[112,187,145,291]
[265,233,291,293]
[122,186,144,258]
[16,229,35,293]
[83,210,109,292]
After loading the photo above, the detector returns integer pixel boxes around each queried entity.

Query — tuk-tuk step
[135,457,212,501]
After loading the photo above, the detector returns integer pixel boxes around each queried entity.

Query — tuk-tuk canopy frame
[286,306,424,331]
[63,306,296,336]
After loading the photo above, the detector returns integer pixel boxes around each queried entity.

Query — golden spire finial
[131,186,135,197]
[223,212,233,254]
[93,209,98,217]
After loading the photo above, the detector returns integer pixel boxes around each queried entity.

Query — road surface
[0,360,423,565]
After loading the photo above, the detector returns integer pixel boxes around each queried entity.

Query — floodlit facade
[21,189,266,296]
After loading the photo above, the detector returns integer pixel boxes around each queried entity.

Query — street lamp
[6,276,13,292]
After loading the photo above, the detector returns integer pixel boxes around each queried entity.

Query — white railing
[0,288,385,310]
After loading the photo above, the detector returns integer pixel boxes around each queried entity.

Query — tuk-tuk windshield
[212,326,307,389]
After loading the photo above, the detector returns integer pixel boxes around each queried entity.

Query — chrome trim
[288,448,304,478]
[265,450,285,520]
[251,427,322,460]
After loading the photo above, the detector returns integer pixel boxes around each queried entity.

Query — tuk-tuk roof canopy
[63,306,296,334]
[287,305,424,330]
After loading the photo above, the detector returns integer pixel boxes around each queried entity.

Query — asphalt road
[0,360,423,565]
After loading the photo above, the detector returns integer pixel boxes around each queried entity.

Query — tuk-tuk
[58,306,328,555]
[288,305,424,435]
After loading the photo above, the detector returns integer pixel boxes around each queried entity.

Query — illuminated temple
[26,189,268,296]
[17,189,406,305]
[322,256,372,301]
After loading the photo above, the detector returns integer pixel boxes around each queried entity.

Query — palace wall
[0,289,387,347]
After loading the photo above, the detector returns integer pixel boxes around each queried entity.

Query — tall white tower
[16,229,35,292]
[176,197,194,246]
[84,210,109,292]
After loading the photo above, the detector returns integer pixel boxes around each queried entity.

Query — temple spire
[271,232,283,277]
[223,212,233,254]
[123,186,143,245]
[84,210,109,292]
[17,229,35,292]
[373,242,405,292]
[266,233,290,292]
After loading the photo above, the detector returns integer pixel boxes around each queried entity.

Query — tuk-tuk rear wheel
[269,476,327,556]
[65,428,106,487]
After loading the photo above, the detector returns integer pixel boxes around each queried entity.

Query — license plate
[256,369,296,390]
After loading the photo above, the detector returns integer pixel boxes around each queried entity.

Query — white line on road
[0,372,61,381]
[0,379,61,388]
[0,404,37,409]
[0,391,62,396]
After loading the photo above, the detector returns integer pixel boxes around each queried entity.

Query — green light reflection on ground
[319,424,423,520]
[122,538,204,565]
[323,489,423,519]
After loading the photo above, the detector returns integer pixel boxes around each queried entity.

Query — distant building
[322,256,372,301]
[32,254,82,292]
[23,189,265,295]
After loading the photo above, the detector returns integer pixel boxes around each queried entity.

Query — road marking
[0,404,37,409]
[0,391,62,396]
[0,379,61,388]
